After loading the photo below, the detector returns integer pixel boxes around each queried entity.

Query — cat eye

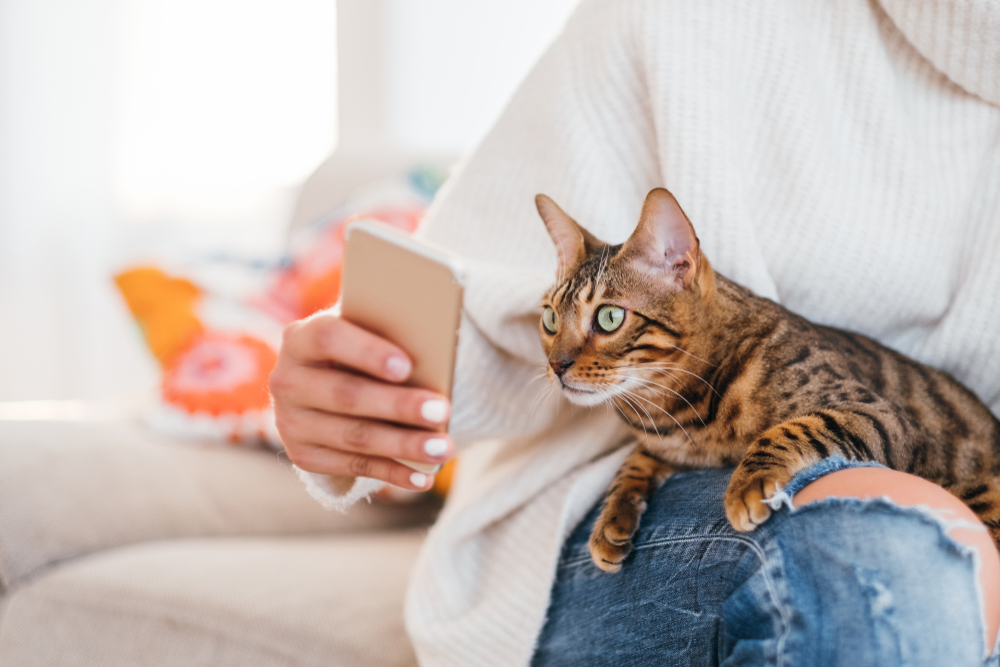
[596,305,625,332]
[542,306,560,334]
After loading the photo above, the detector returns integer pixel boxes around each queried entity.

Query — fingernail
[386,356,410,380]
[410,472,429,488]
[423,438,449,458]
[420,400,448,424]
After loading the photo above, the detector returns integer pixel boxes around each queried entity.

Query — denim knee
[724,458,996,667]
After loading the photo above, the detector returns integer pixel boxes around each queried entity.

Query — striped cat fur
[537,188,1000,573]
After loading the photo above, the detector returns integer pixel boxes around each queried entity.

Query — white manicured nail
[410,472,428,488]
[420,400,448,423]
[424,438,448,458]
[386,356,410,380]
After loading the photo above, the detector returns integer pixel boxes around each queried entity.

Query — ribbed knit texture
[307,1,1000,664]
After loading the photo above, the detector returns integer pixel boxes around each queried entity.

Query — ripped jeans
[532,457,998,666]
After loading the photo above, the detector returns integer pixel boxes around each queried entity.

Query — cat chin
[560,385,608,407]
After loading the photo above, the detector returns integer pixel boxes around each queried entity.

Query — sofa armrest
[0,419,437,593]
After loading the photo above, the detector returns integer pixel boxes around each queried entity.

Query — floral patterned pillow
[115,165,443,448]
[114,164,457,499]
[115,266,283,445]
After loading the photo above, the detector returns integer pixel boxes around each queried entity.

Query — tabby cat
[536,187,1000,573]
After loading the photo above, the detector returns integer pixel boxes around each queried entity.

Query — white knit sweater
[303,1,1000,664]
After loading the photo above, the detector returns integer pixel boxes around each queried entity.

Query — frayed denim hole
[779,454,889,501]
[854,565,907,665]
[790,496,991,660]
[993,613,1000,662]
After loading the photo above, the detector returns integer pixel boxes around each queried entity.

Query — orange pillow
[114,164,455,495]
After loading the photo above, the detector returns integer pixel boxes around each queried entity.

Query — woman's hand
[269,313,453,490]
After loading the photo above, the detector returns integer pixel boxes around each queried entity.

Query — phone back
[340,221,464,400]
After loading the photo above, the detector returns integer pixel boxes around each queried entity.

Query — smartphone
[340,219,465,474]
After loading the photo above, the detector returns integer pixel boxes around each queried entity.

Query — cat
[536,187,1000,573]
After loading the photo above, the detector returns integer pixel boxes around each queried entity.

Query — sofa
[0,417,438,666]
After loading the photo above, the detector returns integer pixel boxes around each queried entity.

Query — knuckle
[314,318,342,358]
[347,454,377,479]
[341,420,373,451]
[272,410,295,437]
[315,323,331,351]
[283,442,311,468]
[280,320,301,347]
[331,376,360,411]
[267,368,290,398]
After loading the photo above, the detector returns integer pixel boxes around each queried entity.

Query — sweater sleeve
[417,0,663,447]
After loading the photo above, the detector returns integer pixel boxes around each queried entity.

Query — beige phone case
[340,220,465,474]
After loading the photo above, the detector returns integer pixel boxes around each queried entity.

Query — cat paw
[588,499,645,573]
[724,470,788,532]
[589,527,632,574]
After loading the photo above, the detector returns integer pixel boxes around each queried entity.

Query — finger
[274,364,450,428]
[277,407,453,464]
[282,314,412,382]
[287,442,436,491]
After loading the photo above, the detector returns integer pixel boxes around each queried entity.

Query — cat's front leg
[590,447,674,573]
[724,410,882,531]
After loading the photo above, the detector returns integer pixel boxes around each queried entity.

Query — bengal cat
[537,187,1000,573]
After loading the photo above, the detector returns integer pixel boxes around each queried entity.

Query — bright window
[115,0,337,226]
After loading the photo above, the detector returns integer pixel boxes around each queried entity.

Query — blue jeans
[532,458,998,666]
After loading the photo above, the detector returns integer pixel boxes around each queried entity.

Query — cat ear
[535,194,601,273]
[623,188,700,289]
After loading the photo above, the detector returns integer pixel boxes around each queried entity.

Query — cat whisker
[601,384,645,434]
[528,370,551,385]
[643,367,721,399]
[669,345,716,367]
[602,372,706,425]
[595,385,624,422]
[645,370,715,405]
[615,388,668,441]
[620,390,661,440]
[615,386,695,447]
[652,369,721,399]
[615,363,721,398]
[609,399,644,438]
[528,380,560,423]
[612,390,658,442]
[635,345,716,368]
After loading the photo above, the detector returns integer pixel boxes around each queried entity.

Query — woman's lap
[532,459,996,667]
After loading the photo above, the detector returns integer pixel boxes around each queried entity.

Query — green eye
[596,305,625,332]
[542,306,560,334]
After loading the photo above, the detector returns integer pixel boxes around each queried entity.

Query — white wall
[382,0,579,153]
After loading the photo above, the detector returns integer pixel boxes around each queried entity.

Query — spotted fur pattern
[536,188,1000,573]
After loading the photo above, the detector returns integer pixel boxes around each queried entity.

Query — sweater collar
[879,0,1000,107]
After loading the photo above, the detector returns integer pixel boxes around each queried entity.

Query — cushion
[0,533,423,667]
[113,163,445,449]
[0,419,438,592]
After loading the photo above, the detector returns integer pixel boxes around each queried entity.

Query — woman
[270,0,1000,664]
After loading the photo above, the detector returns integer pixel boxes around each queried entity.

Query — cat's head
[537,187,713,407]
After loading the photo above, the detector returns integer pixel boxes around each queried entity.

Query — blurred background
[0,0,578,405]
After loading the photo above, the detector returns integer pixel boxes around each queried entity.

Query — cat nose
[549,358,575,377]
